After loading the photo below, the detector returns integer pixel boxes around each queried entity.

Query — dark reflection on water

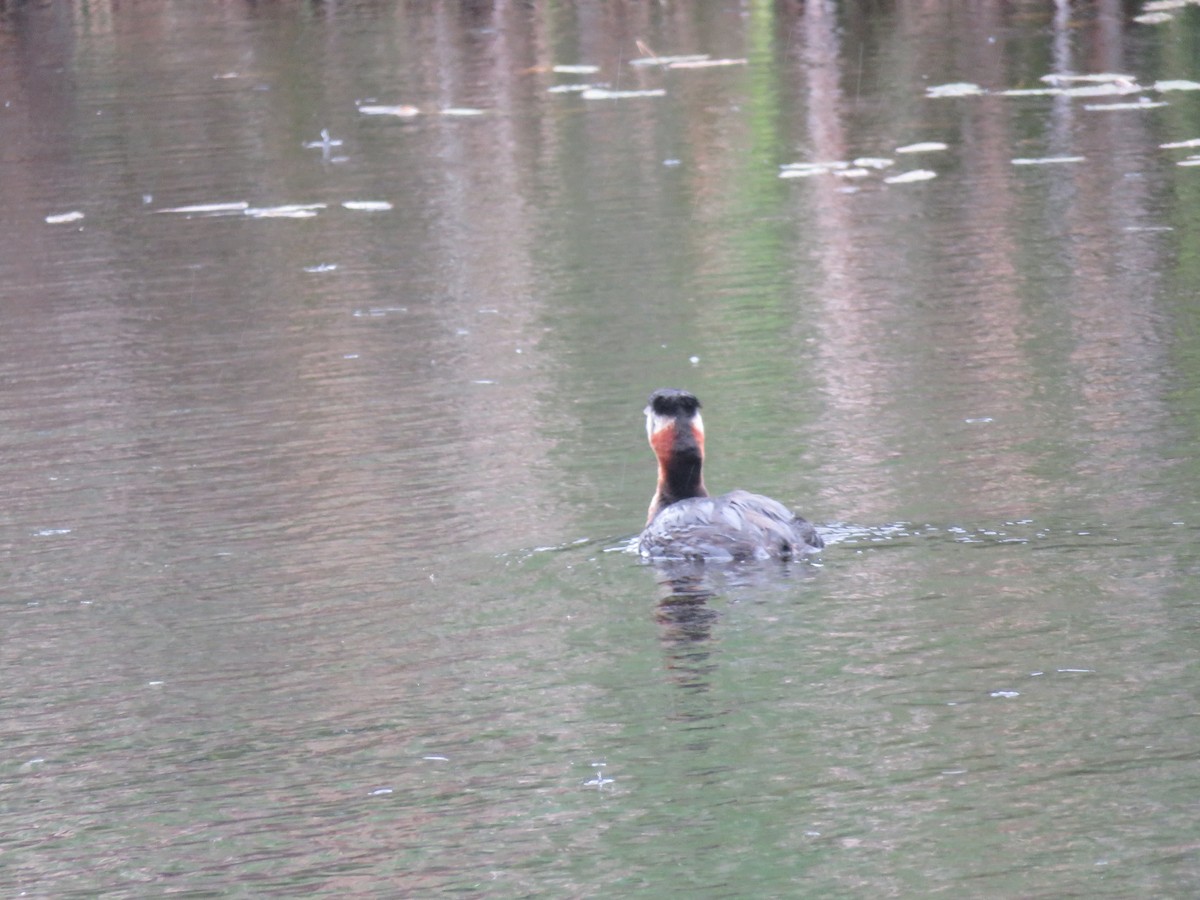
[3,0,1200,896]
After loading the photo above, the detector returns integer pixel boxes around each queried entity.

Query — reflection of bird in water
[637,389,823,561]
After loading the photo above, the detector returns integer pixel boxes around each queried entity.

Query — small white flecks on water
[585,762,614,790]
[990,691,1021,699]
[779,160,851,178]
[1155,80,1200,92]
[581,87,667,100]
[1160,138,1200,149]
[244,204,326,219]
[1011,156,1087,165]
[352,307,407,317]
[45,211,85,224]
[302,128,343,149]
[303,263,338,273]
[1083,99,1168,112]
[884,169,938,184]
[342,201,393,212]
[357,104,420,117]
[895,141,948,154]
[440,107,485,117]
[628,53,710,67]
[853,157,895,169]
[552,64,600,75]
[369,788,394,796]
[925,82,984,98]
[547,83,601,94]
[667,57,748,69]
[154,201,249,215]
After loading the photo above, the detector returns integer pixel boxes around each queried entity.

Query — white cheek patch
[691,411,704,438]
[646,409,674,442]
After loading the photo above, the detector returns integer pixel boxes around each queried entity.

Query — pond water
[3,0,1200,896]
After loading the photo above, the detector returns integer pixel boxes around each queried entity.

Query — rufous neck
[647,420,708,523]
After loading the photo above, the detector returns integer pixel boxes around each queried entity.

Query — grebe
[637,388,823,560]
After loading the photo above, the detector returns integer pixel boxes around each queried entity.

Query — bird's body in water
[637,388,823,561]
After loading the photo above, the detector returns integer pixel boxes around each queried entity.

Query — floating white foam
[1083,99,1168,111]
[1155,80,1200,92]
[244,204,326,219]
[668,57,748,69]
[779,160,850,178]
[884,169,938,184]
[853,157,895,169]
[552,64,600,74]
[154,202,249,214]
[926,82,983,98]
[1061,82,1142,97]
[1161,138,1200,148]
[1011,155,1087,165]
[548,83,599,94]
[440,107,485,116]
[997,87,1063,97]
[1041,72,1136,85]
[357,104,420,117]
[45,211,84,224]
[895,141,948,154]
[581,87,666,100]
[629,54,709,67]
[302,129,342,149]
[342,200,393,211]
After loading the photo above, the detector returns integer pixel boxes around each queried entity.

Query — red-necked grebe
[637,388,823,560]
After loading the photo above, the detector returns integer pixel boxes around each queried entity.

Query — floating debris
[1041,72,1136,85]
[779,160,850,178]
[342,200,393,211]
[352,307,407,317]
[895,141,948,154]
[553,64,600,75]
[357,104,420,117]
[244,203,326,219]
[1155,80,1200,92]
[303,128,343,149]
[154,201,249,215]
[45,211,84,224]
[629,53,710,67]
[1061,81,1142,97]
[925,82,984,98]
[1083,99,1168,111]
[997,87,1063,97]
[884,169,938,184]
[580,87,666,100]
[668,57,748,69]
[1011,155,1087,165]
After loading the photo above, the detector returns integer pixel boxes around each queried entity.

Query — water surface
[3,1,1200,896]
